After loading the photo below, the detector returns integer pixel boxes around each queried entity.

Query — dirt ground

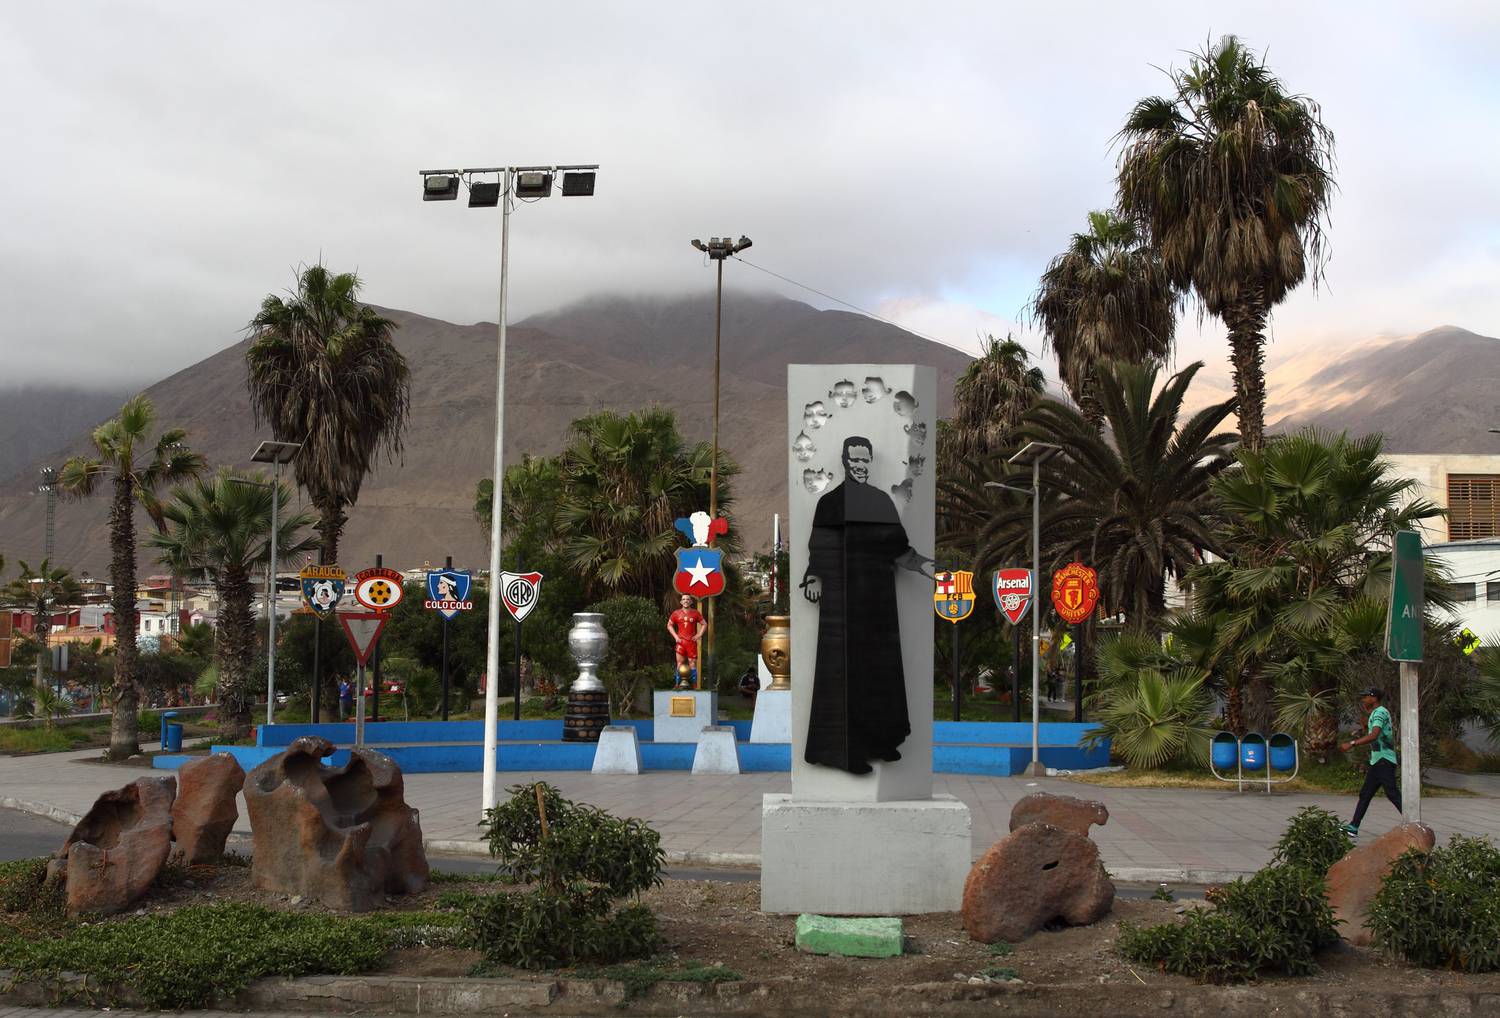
[124,861,1500,1007]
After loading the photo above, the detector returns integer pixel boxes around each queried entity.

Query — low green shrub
[1119,863,1336,982]
[1367,836,1500,972]
[467,884,661,969]
[0,857,62,919]
[1270,806,1350,873]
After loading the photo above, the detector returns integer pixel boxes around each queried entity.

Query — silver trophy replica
[567,612,608,693]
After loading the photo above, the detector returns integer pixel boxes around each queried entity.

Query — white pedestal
[653,689,718,743]
[591,726,642,774]
[750,688,792,743]
[760,793,971,914]
[691,726,741,774]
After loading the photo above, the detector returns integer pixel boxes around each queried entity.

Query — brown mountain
[0,293,972,575]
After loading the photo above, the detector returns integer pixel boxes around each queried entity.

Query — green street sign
[1385,530,1424,663]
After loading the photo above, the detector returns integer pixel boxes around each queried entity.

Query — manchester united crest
[933,570,976,623]
[1050,562,1099,625]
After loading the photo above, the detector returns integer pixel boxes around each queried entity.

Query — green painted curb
[794,913,903,958]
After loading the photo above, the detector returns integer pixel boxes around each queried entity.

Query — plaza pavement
[2,745,1496,883]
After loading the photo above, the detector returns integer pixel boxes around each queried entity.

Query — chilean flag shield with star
[674,547,726,598]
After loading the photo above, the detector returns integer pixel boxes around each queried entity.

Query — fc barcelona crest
[933,570,976,623]
[1050,562,1099,625]
[674,548,726,598]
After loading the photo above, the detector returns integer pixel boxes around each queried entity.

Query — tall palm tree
[150,470,318,742]
[245,263,410,565]
[948,360,1237,628]
[1030,210,1177,426]
[553,407,737,604]
[58,395,204,759]
[1191,429,1445,744]
[1117,35,1335,451]
[1,559,83,692]
[941,335,1046,477]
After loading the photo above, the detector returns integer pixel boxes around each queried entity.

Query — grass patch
[429,868,503,885]
[572,960,742,1001]
[0,726,96,754]
[980,965,1019,981]
[987,940,1013,956]
[1063,755,1473,796]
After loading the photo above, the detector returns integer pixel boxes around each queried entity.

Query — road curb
[0,796,81,827]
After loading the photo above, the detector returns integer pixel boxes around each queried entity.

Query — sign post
[300,561,346,723]
[499,567,543,722]
[994,569,1033,724]
[338,612,389,748]
[934,570,976,722]
[1386,529,1424,823]
[424,560,475,721]
[354,562,405,723]
[1051,562,1099,722]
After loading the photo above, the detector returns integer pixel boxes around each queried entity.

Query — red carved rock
[48,776,176,916]
[1009,792,1109,837]
[962,822,1114,943]
[243,736,429,911]
[171,753,245,864]
[1326,821,1436,945]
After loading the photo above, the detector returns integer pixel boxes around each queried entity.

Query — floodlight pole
[481,167,513,814]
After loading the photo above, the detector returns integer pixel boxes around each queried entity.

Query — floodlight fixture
[468,180,501,207]
[250,440,301,466]
[690,235,754,261]
[514,171,552,198]
[422,173,460,201]
[561,171,595,196]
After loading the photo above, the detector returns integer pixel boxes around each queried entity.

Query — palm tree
[1,559,83,692]
[245,263,410,565]
[1191,429,1445,745]
[1117,35,1335,451]
[553,407,737,604]
[150,469,317,742]
[940,335,1046,476]
[58,395,204,759]
[1030,210,1177,426]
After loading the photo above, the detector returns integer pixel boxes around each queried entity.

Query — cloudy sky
[3,1,1497,388]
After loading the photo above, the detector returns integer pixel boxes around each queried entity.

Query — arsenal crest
[300,564,346,619]
[498,571,543,623]
[933,570,976,623]
[674,548,726,597]
[424,569,474,620]
[1050,562,1100,625]
[993,568,1033,625]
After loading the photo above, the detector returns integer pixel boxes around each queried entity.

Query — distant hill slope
[0,386,133,483]
[0,292,972,574]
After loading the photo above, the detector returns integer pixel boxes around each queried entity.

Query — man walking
[1340,687,1401,836]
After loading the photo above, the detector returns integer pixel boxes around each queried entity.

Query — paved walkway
[3,747,1496,881]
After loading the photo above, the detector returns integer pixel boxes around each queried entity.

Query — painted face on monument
[803,401,831,429]
[862,377,888,403]
[793,431,816,462]
[844,444,873,485]
[893,391,918,417]
[829,380,857,408]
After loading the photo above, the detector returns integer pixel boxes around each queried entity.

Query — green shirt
[1366,705,1397,765]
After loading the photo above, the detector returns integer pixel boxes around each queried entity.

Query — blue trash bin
[1269,733,1297,772]
[1210,731,1238,770]
[1240,733,1267,771]
[164,722,184,753]
[159,710,179,748]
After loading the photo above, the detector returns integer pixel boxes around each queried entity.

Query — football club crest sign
[353,567,406,612]
[993,568,1033,625]
[674,548,726,597]
[499,571,543,624]
[424,569,474,621]
[933,570,976,623]
[1051,562,1100,625]
[300,564,346,619]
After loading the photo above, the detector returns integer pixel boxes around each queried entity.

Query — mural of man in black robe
[800,436,934,774]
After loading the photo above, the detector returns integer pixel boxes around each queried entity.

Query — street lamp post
[990,441,1060,777]
[250,441,300,726]
[421,164,598,812]
[688,235,751,691]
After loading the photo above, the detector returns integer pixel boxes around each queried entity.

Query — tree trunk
[107,476,141,760]
[1222,288,1269,452]
[316,500,347,567]
[33,601,50,692]
[216,566,256,743]
[1224,683,1245,737]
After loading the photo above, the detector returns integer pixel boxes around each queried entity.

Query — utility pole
[689,234,752,692]
[38,468,57,564]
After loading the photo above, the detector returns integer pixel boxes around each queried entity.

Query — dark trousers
[1352,758,1402,827]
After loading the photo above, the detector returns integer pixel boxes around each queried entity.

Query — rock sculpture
[170,753,246,864]
[47,776,176,916]
[962,823,1114,942]
[1326,821,1436,946]
[243,736,429,911]
[1008,792,1108,837]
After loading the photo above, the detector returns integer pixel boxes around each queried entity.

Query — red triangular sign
[338,611,388,666]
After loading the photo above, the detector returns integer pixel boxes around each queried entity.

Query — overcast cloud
[2,1,1497,388]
